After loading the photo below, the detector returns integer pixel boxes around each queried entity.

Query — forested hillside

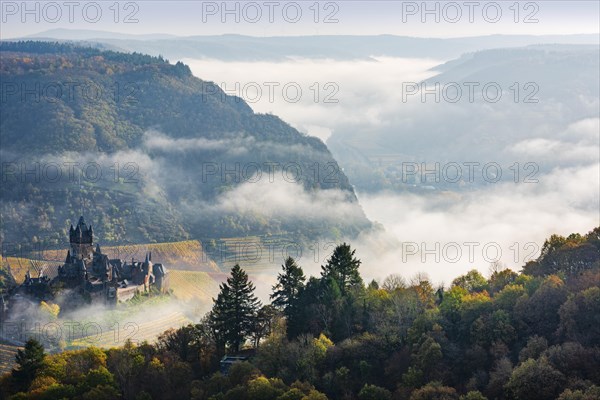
[0,41,370,254]
[1,228,598,400]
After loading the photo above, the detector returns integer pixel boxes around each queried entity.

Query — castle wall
[156,274,170,293]
[115,284,145,302]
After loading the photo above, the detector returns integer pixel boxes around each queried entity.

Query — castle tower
[69,216,94,261]
[142,252,153,291]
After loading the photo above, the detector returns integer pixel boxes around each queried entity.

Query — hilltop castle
[19,216,169,306]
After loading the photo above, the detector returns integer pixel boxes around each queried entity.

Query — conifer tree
[210,264,261,353]
[321,243,363,295]
[11,339,45,392]
[271,256,306,314]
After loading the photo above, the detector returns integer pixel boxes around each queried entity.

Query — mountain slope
[0,41,371,254]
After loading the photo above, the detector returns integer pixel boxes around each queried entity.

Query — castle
[19,216,169,306]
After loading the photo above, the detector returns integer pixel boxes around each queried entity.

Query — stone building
[3,216,169,311]
[54,216,169,305]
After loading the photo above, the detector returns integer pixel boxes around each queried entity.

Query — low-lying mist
[181,52,600,286]
[1,293,211,350]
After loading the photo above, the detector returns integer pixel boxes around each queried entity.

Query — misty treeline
[2,228,599,400]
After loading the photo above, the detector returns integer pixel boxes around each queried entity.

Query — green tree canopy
[271,257,306,315]
[210,264,261,353]
[321,243,363,295]
[11,339,46,392]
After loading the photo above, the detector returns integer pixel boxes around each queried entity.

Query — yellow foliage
[29,375,58,391]
[463,290,491,304]
[149,356,164,370]
[544,275,565,287]
[40,301,60,319]
[312,333,334,360]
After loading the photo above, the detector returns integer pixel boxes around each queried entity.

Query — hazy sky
[1,1,598,39]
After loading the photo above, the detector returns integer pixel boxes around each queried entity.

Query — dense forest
[0,41,370,253]
[1,227,599,400]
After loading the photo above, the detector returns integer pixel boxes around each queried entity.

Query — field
[212,234,300,273]
[0,343,21,376]
[69,310,192,349]
[168,270,221,302]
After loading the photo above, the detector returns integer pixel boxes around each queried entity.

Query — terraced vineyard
[70,311,191,349]
[0,343,21,376]
[4,257,35,284]
[169,270,221,302]
[4,257,64,283]
[12,240,218,273]
[212,234,301,273]
[4,235,300,284]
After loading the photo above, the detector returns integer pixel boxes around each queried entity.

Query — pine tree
[11,338,45,392]
[321,243,363,295]
[210,264,261,353]
[271,256,306,314]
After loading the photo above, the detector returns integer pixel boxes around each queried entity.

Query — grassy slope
[0,343,22,376]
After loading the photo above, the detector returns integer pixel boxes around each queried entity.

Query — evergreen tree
[210,264,261,353]
[11,338,45,392]
[321,243,363,295]
[251,305,278,348]
[271,257,306,314]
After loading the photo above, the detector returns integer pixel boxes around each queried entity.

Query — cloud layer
[181,54,599,286]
